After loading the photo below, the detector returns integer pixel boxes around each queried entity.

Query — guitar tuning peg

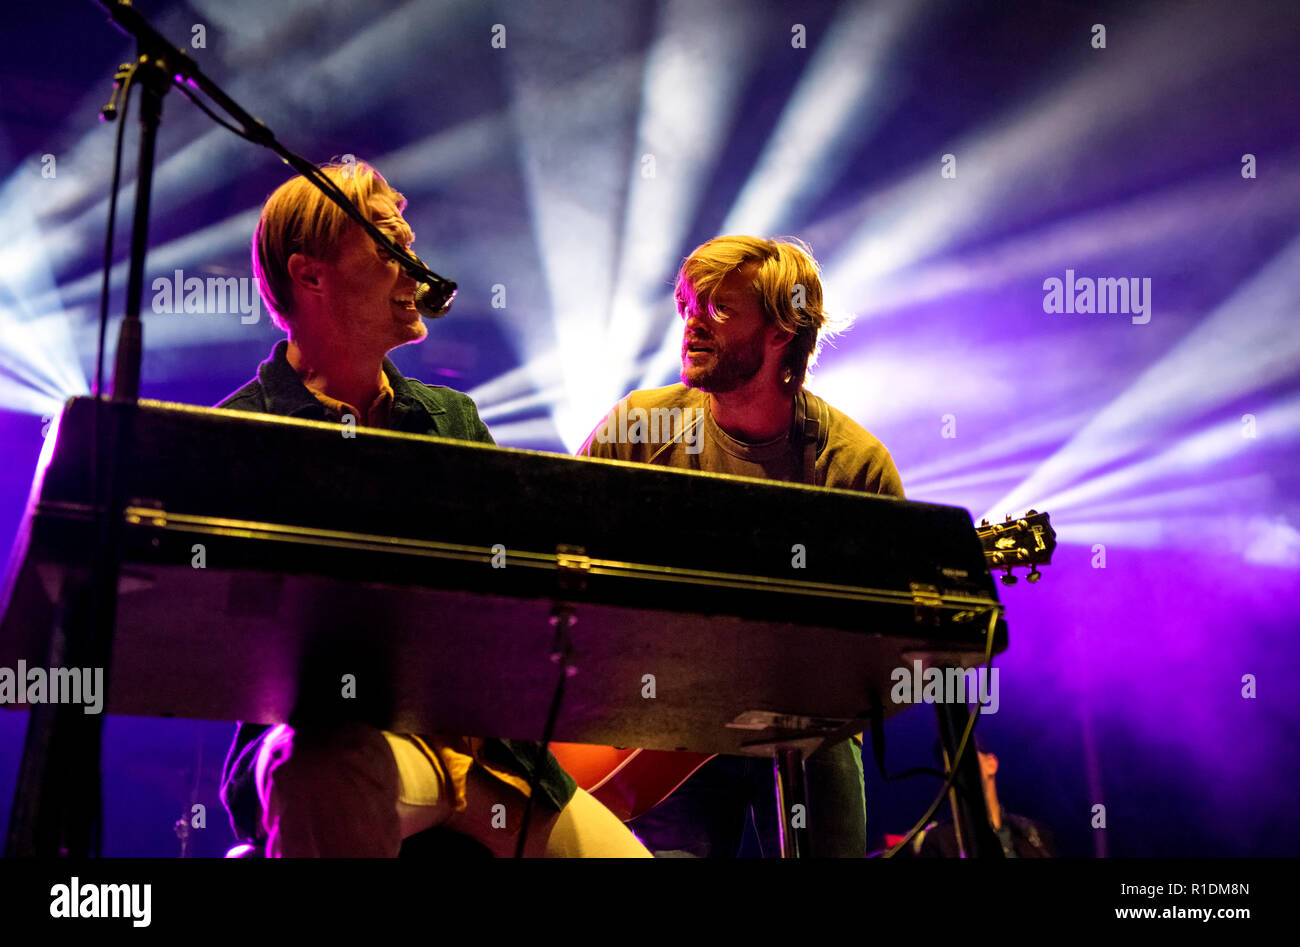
[1027,568,1042,583]
[1000,571,1018,586]
[980,518,989,527]
[1005,513,1013,522]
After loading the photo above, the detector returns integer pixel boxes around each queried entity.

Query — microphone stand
[87,1,457,299]
[5,0,456,857]
[5,9,177,858]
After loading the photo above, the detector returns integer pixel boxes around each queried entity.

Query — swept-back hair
[252,159,406,331]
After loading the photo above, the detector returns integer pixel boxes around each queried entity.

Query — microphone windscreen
[415,282,454,318]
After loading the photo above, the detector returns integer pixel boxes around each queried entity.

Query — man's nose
[683,308,711,336]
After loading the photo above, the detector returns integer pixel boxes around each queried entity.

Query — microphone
[408,254,456,319]
[415,280,456,319]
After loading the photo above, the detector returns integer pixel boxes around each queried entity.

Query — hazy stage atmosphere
[0,0,1297,858]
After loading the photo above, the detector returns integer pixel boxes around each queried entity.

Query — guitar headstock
[976,509,1056,585]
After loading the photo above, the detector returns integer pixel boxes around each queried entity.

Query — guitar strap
[798,389,856,751]
[649,389,828,480]
[795,389,830,486]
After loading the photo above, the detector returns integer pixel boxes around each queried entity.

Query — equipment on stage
[36,0,463,859]
[6,3,1059,860]
[552,512,1055,821]
[0,398,1052,856]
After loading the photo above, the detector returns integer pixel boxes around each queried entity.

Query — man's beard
[680,328,766,393]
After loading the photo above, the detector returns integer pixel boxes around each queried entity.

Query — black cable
[91,58,136,605]
[173,80,247,139]
[90,54,134,662]
[162,76,447,297]
[514,607,576,858]
[89,0,453,306]
[95,62,135,399]
[82,56,140,859]
[167,73,429,277]
[84,61,136,854]
[869,616,999,858]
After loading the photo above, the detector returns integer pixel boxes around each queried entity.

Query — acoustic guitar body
[550,744,715,822]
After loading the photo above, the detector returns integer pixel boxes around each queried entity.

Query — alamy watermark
[0,662,104,713]
[590,402,705,454]
[1042,268,1150,325]
[152,269,261,324]
[50,877,151,927]
[890,660,999,714]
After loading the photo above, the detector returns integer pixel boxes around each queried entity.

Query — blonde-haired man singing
[580,235,904,856]
[218,159,649,858]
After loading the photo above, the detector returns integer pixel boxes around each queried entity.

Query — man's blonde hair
[674,235,830,388]
[252,159,406,331]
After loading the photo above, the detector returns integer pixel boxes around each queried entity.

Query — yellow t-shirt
[578,384,905,499]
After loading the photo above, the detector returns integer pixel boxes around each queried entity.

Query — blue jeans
[628,740,866,857]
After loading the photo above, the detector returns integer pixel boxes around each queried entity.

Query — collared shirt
[304,371,396,429]
[218,339,490,441]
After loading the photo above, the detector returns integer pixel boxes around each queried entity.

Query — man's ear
[286,252,324,298]
[767,325,795,353]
